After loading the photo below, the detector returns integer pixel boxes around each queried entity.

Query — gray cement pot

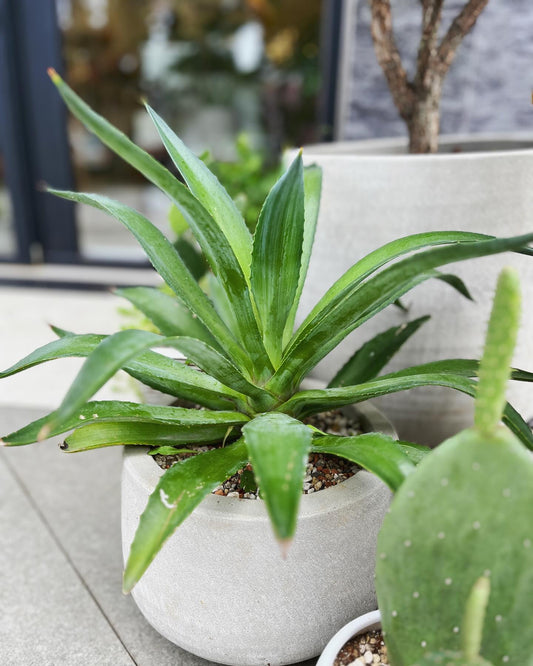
[121,402,394,666]
[296,135,533,446]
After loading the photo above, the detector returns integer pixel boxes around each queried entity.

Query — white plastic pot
[317,609,382,666]
[293,135,533,445]
[121,402,394,666]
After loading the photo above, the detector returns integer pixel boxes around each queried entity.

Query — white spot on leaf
[159,489,177,509]
[445,577,452,586]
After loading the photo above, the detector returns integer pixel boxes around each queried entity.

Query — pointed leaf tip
[47,67,61,84]
[278,537,292,559]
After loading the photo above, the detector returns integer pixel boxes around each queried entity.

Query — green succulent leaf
[378,359,533,383]
[48,71,252,274]
[173,237,208,281]
[123,437,249,593]
[164,337,275,409]
[311,433,416,491]
[272,233,533,392]
[301,231,492,331]
[145,103,252,276]
[62,418,241,452]
[0,331,243,410]
[328,316,431,387]
[397,441,431,465]
[115,286,217,346]
[278,374,533,450]
[283,164,322,346]
[242,413,312,543]
[2,401,247,446]
[250,154,305,366]
[42,330,255,439]
[48,189,251,371]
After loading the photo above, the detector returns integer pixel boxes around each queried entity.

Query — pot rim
[123,400,396,521]
[316,609,382,666]
[297,132,533,161]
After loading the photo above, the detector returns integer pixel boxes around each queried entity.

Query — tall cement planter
[121,402,394,666]
[296,135,533,446]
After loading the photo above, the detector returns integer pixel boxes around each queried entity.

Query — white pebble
[226,491,239,498]
[421,641,427,648]
[392,610,398,617]
[364,651,373,664]
[495,615,503,623]
[445,577,452,586]
[413,591,420,598]
[502,657,509,663]
[453,627,459,633]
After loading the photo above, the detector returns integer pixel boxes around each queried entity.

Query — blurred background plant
[50,0,318,262]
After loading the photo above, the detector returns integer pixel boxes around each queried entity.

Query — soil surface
[334,629,388,665]
[153,409,363,499]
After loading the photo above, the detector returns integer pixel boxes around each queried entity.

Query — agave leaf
[62,418,242,452]
[123,437,248,592]
[49,71,252,271]
[48,189,251,372]
[173,237,208,281]
[311,434,415,491]
[205,272,242,338]
[2,402,247,446]
[142,107,272,378]
[145,104,252,276]
[0,333,104,378]
[301,231,494,329]
[0,331,244,410]
[250,154,305,366]
[379,359,533,383]
[115,286,218,347]
[397,441,431,465]
[328,316,430,388]
[164,337,275,409]
[283,165,322,347]
[242,413,312,543]
[42,330,258,438]
[278,373,533,449]
[435,272,473,300]
[272,233,533,393]
[271,268,464,394]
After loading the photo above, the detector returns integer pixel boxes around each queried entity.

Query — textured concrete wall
[340,0,533,140]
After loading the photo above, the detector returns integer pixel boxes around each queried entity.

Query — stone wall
[340,0,533,140]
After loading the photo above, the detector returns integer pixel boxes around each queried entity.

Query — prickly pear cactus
[412,654,492,666]
[376,269,533,666]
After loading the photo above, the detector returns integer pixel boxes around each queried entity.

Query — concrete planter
[296,135,533,445]
[316,609,381,666]
[121,402,394,666]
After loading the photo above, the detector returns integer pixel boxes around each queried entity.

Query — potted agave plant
[319,268,533,665]
[298,0,533,446]
[2,72,533,665]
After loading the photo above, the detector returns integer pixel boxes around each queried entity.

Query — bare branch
[414,0,444,90]
[438,0,490,76]
[369,0,416,120]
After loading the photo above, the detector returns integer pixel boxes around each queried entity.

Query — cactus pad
[376,424,533,665]
[412,652,492,666]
